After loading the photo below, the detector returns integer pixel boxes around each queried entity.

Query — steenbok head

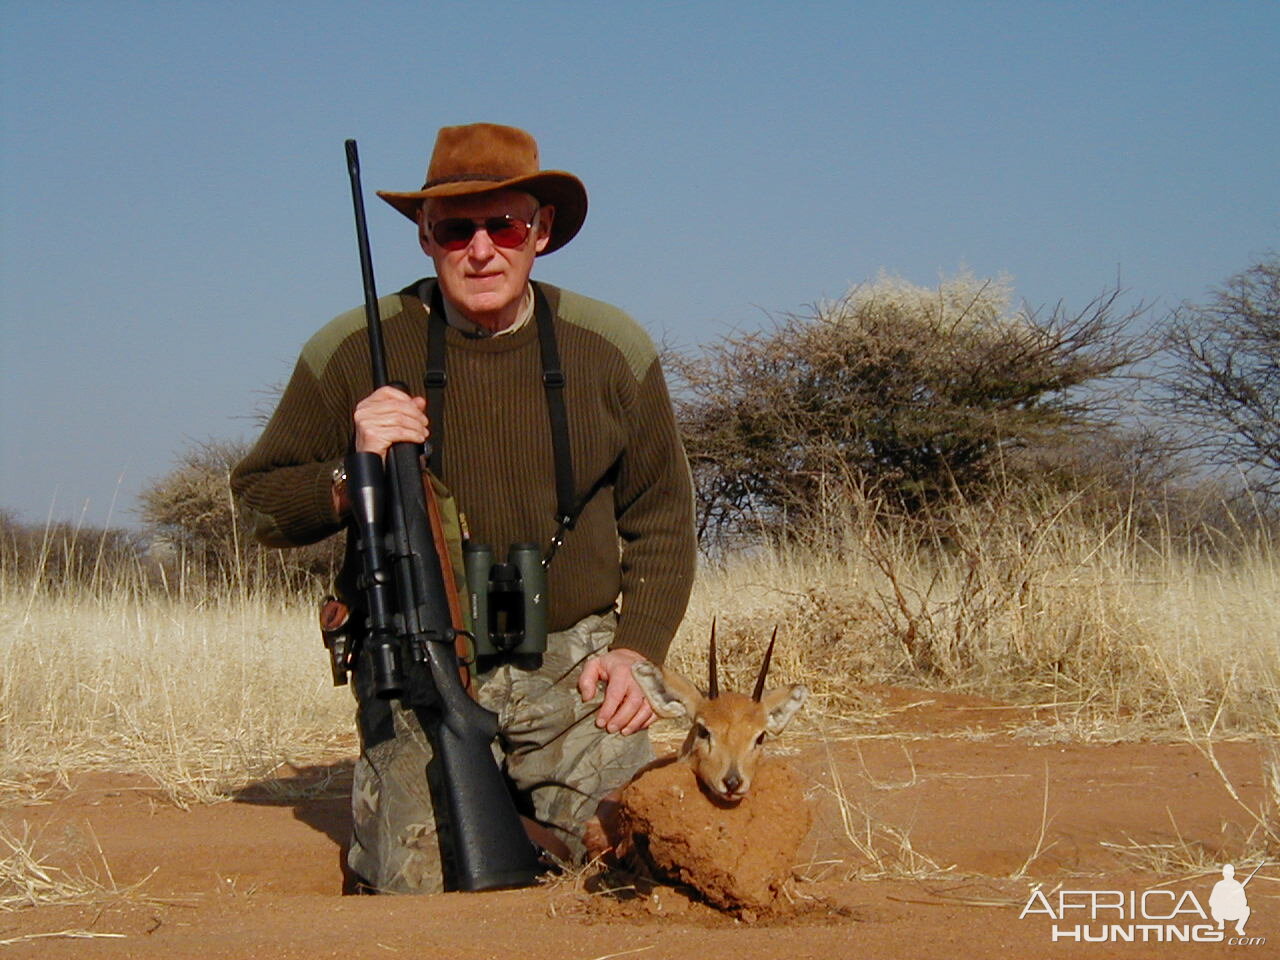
[633,623,807,802]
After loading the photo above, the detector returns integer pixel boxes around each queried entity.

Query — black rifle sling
[424,281,580,562]
[425,283,448,479]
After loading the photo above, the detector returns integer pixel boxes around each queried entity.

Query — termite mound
[613,753,812,918]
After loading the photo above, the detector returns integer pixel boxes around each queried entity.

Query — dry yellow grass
[2,493,1277,812]
[667,496,1280,741]
[0,572,351,807]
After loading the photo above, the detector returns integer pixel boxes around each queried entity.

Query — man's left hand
[577,648,655,736]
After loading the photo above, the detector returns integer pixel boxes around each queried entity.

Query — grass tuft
[0,823,153,911]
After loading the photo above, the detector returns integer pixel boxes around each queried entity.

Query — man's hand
[354,385,429,458]
[578,648,655,736]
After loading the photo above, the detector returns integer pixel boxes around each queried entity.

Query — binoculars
[463,542,548,667]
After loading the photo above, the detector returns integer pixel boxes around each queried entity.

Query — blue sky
[2,0,1277,528]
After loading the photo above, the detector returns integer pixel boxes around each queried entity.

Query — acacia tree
[1160,256,1280,502]
[139,438,339,592]
[672,274,1147,545]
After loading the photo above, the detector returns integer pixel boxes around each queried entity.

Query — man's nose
[466,227,495,258]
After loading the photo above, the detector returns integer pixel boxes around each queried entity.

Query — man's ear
[417,203,435,257]
[633,662,703,720]
[533,204,555,254]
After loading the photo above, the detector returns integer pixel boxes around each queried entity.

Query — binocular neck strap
[425,281,581,555]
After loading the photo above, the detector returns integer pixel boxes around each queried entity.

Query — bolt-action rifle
[337,138,542,891]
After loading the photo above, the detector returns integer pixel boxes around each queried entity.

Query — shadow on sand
[230,759,355,849]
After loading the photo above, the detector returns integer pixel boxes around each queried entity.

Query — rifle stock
[343,139,542,891]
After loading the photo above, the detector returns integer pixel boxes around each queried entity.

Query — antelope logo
[632,622,808,802]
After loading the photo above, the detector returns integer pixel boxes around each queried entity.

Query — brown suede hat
[377,123,587,255]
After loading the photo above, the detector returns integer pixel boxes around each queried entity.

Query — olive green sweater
[231,279,696,664]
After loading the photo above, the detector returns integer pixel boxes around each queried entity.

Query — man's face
[418,189,554,331]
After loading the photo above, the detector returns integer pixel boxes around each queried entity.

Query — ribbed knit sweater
[231,279,696,664]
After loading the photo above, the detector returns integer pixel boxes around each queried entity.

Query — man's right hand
[353,385,429,458]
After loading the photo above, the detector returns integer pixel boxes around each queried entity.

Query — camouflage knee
[482,613,655,862]
[347,701,454,894]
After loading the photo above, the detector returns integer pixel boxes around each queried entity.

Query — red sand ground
[2,686,1274,959]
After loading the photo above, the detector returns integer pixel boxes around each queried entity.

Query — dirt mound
[616,755,811,917]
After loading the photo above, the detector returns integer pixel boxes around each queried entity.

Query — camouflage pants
[347,612,653,893]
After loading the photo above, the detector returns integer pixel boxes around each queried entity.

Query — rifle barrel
[345,139,389,388]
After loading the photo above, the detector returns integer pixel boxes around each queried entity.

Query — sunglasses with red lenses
[428,213,537,251]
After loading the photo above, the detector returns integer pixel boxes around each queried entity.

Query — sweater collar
[418,280,534,339]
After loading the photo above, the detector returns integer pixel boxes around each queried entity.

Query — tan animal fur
[631,662,806,801]
[583,625,806,859]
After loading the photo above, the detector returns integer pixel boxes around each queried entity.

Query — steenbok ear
[633,662,704,720]
[761,684,808,736]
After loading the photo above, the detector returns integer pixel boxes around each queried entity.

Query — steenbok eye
[754,732,766,747]
[696,725,711,741]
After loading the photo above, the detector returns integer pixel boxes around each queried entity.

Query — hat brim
[376,170,587,255]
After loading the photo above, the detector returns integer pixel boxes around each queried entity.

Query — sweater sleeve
[230,355,352,548]
[610,356,697,663]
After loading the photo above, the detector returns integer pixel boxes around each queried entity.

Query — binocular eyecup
[464,542,547,666]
